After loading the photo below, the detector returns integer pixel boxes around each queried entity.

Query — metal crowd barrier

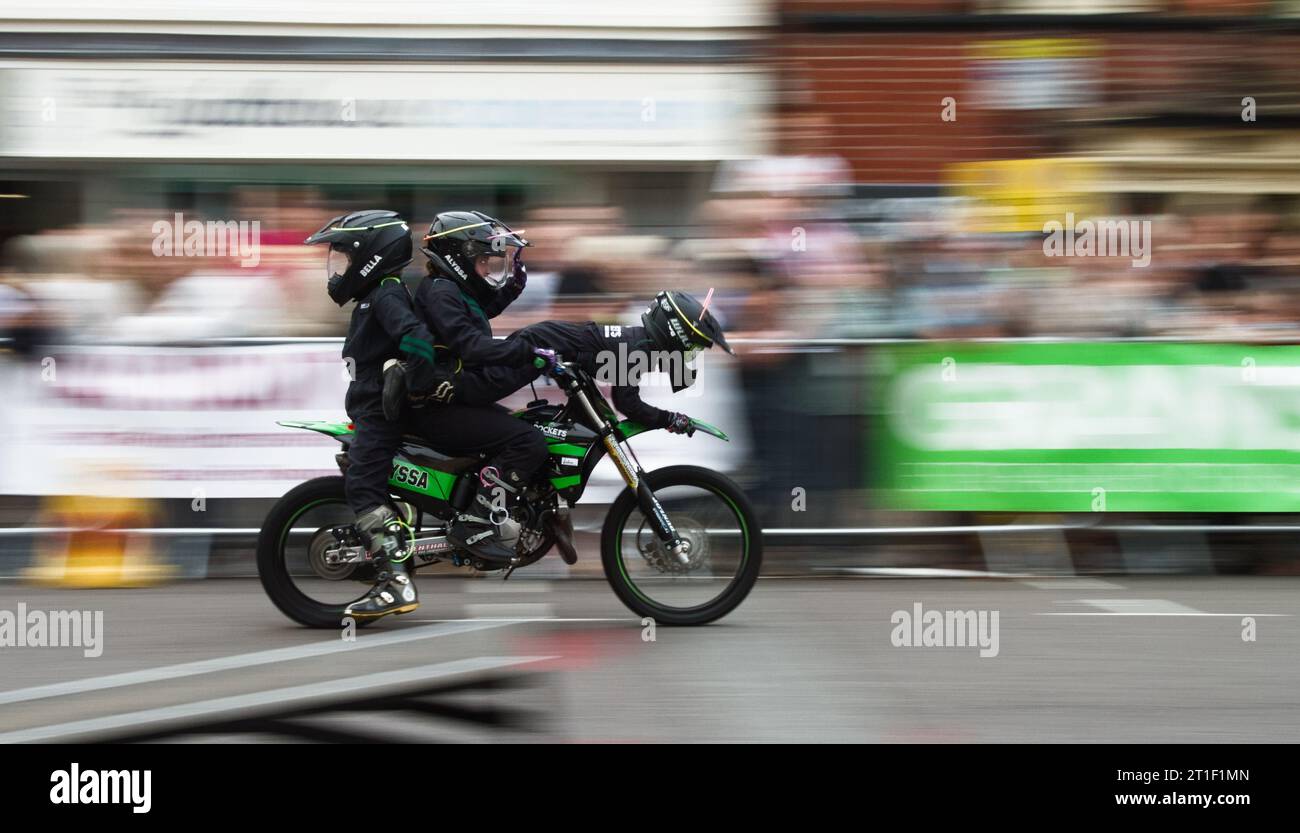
[3,335,1299,541]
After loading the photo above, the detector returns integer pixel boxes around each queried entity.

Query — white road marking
[1075,599,1210,615]
[464,603,555,619]
[0,619,511,707]
[0,655,555,744]
[407,617,635,623]
[1041,612,1290,617]
[464,581,553,593]
[824,567,1030,578]
[1020,579,1126,591]
[1042,598,1289,617]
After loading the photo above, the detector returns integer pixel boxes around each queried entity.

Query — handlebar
[532,353,576,381]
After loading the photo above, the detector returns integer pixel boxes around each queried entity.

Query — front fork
[571,388,689,565]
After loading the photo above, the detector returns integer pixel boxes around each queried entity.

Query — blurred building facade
[0,1,769,233]
[9,1,1300,397]
[7,2,1300,573]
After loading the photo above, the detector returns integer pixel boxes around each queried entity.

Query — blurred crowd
[7,153,1300,529]
[7,177,1300,349]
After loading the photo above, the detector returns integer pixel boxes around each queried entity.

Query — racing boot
[343,505,419,620]
[447,466,524,567]
[547,505,578,565]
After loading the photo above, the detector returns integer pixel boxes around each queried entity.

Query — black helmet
[305,209,413,306]
[641,289,734,392]
[419,210,528,303]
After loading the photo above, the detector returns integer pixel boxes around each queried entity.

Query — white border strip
[0,655,555,744]
[0,619,510,707]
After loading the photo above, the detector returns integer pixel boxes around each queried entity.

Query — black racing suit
[342,277,443,515]
[403,276,548,485]
[456,320,677,429]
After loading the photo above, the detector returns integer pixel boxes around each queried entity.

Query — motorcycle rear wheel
[257,476,378,628]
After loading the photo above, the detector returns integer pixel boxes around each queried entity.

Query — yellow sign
[947,158,1103,234]
[970,38,1102,61]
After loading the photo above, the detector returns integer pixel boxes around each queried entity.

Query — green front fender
[276,417,729,443]
[615,418,729,442]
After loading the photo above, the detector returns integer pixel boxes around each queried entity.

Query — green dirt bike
[257,358,762,627]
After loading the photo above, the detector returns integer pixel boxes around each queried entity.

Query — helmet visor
[327,247,352,278]
[474,244,521,290]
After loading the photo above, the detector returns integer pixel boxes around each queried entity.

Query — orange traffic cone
[25,493,175,587]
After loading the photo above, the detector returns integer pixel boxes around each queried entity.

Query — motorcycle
[257,357,762,627]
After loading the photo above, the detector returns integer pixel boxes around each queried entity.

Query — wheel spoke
[278,499,372,609]
[612,483,750,613]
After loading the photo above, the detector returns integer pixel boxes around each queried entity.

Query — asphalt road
[0,575,1296,742]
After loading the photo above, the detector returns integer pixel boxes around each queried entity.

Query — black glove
[408,371,458,408]
[508,250,527,292]
[389,356,459,416]
[665,412,696,436]
[382,359,407,421]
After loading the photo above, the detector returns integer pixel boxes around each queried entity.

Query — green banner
[875,342,1300,512]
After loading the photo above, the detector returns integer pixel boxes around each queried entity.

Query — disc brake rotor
[636,515,711,574]
[306,527,364,581]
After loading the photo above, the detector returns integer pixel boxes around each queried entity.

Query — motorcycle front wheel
[601,465,762,626]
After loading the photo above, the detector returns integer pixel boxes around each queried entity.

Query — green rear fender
[277,419,355,440]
